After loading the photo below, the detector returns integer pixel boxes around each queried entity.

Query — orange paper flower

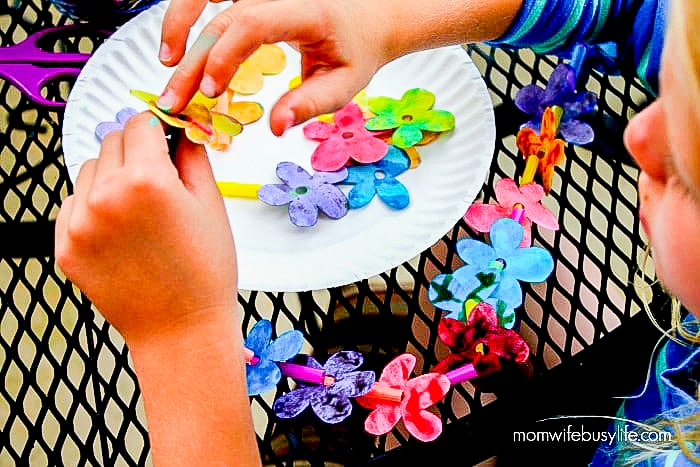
[516,106,566,193]
[229,44,286,95]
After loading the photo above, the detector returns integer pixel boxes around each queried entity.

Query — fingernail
[159,42,172,62]
[156,88,175,111]
[200,74,217,98]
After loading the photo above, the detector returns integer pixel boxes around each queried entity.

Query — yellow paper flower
[229,44,286,95]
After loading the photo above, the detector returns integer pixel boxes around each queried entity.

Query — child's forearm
[127,310,261,467]
[380,0,523,60]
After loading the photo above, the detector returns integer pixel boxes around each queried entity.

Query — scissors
[0,25,112,108]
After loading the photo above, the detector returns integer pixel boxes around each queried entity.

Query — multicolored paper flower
[365,88,455,148]
[273,351,375,424]
[229,44,286,95]
[130,89,243,145]
[515,63,597,145]
[341,145,411,209]
[433,303,530,378]
[464,178,559,247]
[357,353,450,442]
[516,106,566,193]
[257,162,349,227]
[95,107,137,142]
[303,101,389,171]
[428,218,554,328]
[244,320,305,396]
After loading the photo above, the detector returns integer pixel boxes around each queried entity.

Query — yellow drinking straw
[216,182,262,199]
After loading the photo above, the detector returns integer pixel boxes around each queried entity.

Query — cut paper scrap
[365,88,455,148]
[303,101,389,171]
[357,353,450,442]
[257,161,349,227]
[516,106,566,193]
[130,89,243,145]
[217,181,262,199]
[432,303,530,378]
[515,63,597,145]
[273,351,375,424]
[95,107,137,142]
[464,178,559,247]
[244,320,304,396]
[341,145,411,210]
[428,218,554,328]
[229,43,286,95]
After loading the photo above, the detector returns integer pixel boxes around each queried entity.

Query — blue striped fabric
[487,0,669,94]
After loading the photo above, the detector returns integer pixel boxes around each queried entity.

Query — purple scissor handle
[0,25,112,108]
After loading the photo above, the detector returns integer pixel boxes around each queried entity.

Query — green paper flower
[365,88,455,148]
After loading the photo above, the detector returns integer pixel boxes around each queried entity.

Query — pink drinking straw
[444,363,478,385]
[511,203,525,223]
[244,348,259,365]
[277,362,334,386]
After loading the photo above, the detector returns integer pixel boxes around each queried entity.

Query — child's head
[623,0,700,315]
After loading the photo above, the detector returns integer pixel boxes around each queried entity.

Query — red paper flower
[433,302,530,376]
[516,106,566,193]
[464,178,559,246]
[357,353,450,442]
[304,101,389,171]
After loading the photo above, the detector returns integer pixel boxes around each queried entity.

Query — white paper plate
[63,1,495,292]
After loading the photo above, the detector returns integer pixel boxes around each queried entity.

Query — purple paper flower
[95,107,138,142]
[515,63,597,145]
[273,351,376,424]
[245,320,304,396]
[257,162,349,227]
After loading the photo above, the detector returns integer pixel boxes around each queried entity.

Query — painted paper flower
[464,178,559,247]
[130,89,243,145]
[273,351,375,424]
[341,145,410,209]
[357,353,450,442]
[432,302,530,376]
[95,107,137,142]
[229,44,286,95]
[516,106,566,193]
[244,320,304,396]
[257,162,349,227]
[515,63,597,145]
[365,88,455,148]
[428,218,554,328]
[303,101,389,171]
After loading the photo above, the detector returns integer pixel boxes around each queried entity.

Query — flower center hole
[294,186,309,195]
[375,170,386,180]
[401,114,413,122]
[341,131,354,139]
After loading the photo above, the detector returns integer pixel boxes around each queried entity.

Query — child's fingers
[269,68,361,136]
[160,0,211,66]
[121,112,173,171]
[173,134,222,203]
[93,130,124,182]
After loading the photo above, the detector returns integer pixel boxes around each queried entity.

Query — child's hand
[55,111,238,346]
[158,0,390,135]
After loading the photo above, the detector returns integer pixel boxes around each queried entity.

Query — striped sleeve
[486,0,668,94]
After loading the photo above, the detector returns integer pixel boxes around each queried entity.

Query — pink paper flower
[357,353,450,442]
[304,101,389,172]
[464,178,559,247]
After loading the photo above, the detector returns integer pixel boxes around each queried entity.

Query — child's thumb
[173,132,221,201]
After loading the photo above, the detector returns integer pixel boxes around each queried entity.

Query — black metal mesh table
[1,1,671,466]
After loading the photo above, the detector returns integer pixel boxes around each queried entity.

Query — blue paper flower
[273,351,375,424]
[245,320,304,396]
[341,145,410,209]
[428,218,554,328]
[257,162,349,227]
[515,63,597,145]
